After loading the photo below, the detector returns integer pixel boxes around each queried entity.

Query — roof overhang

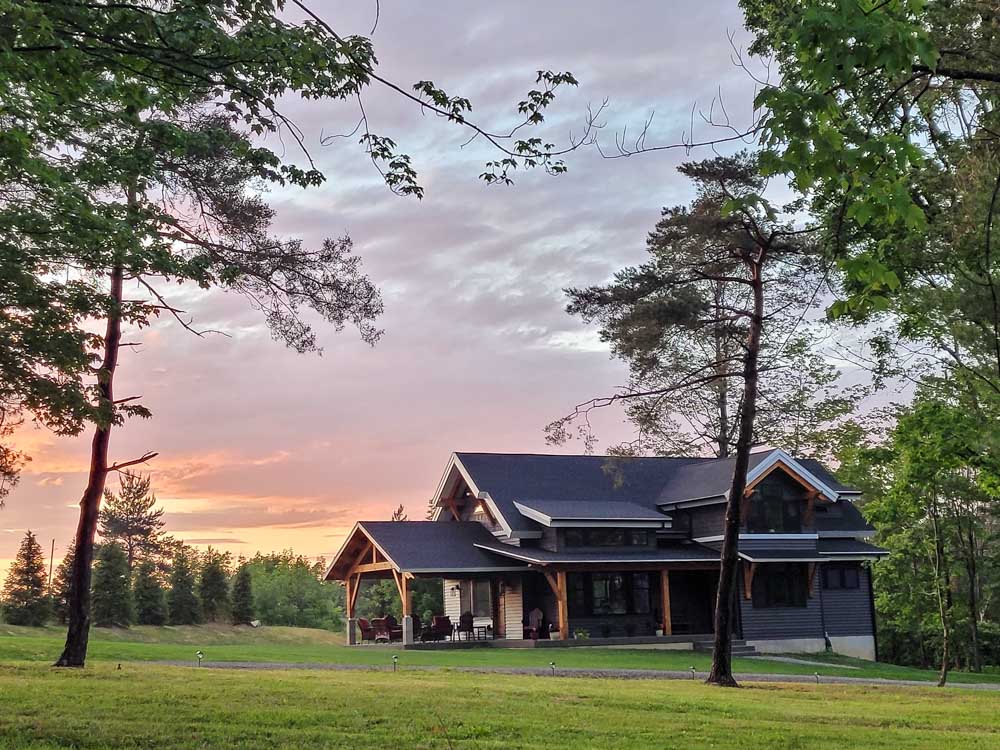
[324,522,400,581]
[428,453,516,538]
[513,501,671,529]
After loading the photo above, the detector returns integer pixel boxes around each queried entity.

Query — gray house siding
[739,537,818,553]
[737,564,824,641]
[688,505,726,538]
[820,565,874,637]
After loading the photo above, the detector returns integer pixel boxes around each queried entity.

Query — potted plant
[573,628,590,640]
[549,623,562,641]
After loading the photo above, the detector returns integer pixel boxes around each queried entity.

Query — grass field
[3,625,999,748]
[2,623,999,685]
[1,661,999,749]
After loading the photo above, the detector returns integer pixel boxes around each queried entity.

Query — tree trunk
[55,262,123,666]
[706,254,765,688]
[713,281,730,459]
[928,493,952,687]
[962,523,982,672]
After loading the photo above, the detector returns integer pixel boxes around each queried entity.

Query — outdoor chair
[357,617,375,642]
[524,607,544,640]
[457,611,475,641]
[383,614,404,641]
[427,615,454,641]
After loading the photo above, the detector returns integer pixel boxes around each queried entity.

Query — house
[325,448,886,659]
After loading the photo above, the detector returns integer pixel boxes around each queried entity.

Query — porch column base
[402,615,415,645]
[347,618,357,645]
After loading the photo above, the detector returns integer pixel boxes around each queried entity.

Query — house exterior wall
[738,566,825,641]
[502,577,524,639]
[820,565,874,637]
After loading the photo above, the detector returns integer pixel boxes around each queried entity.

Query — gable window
[823,564,860,590]
[746,474,804,533]
[751,563,808,608]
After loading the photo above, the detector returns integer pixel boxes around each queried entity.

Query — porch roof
[326,521,530,580]
[738,548,829,563]
[513,499,671,527]
[473,540,719,565]
[817,538,888,558]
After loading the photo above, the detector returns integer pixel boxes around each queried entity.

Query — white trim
[818,530,875,539]
[406,566,530,574]
[657,495,725,510]
[428,454,516,539]
[744,449,839,502]
[323,520,362,580]
[323,522,402,580]
[738,552,825,563]
[473,543,717,566]
[513,501,670,529]
[819,551,889,558]
[694,533,819,544]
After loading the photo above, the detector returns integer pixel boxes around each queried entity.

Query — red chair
[357,618,375,642]
[427,615,454,641]
[384,614,403,641]
[457,611,475,641]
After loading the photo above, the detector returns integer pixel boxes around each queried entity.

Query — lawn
[1,661,998,749]
[2,623,999,685]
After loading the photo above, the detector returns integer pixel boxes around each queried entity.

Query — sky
[2,0,765,579]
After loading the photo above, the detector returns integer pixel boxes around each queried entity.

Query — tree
[132,560,167,627]
[390,505,408,522]
[2,1,580,669]
[51,547,75,625]
[198,548,231,623]
[1,530,50,626]
[99,472,174,572]
[167,548,201,626]
[231,563,255,626]
[244,552,343,630]
[90,543,132,628]
[551,153,820,686]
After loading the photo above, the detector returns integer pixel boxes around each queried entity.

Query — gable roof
[326,521,529,579]
[450,450,861,537]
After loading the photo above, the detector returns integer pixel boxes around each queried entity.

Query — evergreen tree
[51,547,75,625]
[1,530,50,625]
[198,548,231,623]
[231,563,255,626]
[99,472,175,571]
[132,560,167,626]
[167,548,201,626]
[91,543,132,628]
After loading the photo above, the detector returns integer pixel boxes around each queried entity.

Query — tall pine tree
[132,560,167,626]
[167,548,200,626]
[231,563,255,626]
[91,543,132,628]
[99,472,175,571]
[51,547,75,625]
[198,548,231,623]
[1,530,50,626]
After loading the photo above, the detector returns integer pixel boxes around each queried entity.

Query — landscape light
[392,654,398,673]
[689,666,696,680]
[814,672,820,684]
[549,661,555,676]
[196,650,204,667]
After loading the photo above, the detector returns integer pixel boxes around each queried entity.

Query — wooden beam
[807,562,817,597]
[742,562,757,600]
[345,576,354,619]
[555,570,569,640]
[542,570,560,597]
[392,569,411,616]
[351,561,395,574]
[746,459,818,496]
[660,570,672,636]
[349,573,362,614]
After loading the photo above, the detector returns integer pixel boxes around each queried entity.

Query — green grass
[2,623,999,685]
[1,661,998,749]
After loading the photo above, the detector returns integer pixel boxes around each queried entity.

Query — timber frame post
[660,570,672,636]
[542,569,569,640]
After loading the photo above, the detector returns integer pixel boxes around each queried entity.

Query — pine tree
[1,530,50,625]
[231,563,255,626]
[91,543,132,627]
[132,560,167,626]
[198,548,231,623]
[99,472,174,571]
[51,547,75,624]
[167,548,201,625]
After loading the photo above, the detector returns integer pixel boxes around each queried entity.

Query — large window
[563,529,651,547]
[823,564,860,590]
[567,572,652,616]
[472,580,491,617]
[751,563,808,608]
[746,475,804,533]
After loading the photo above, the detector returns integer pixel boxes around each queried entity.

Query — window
[746,475,804,533]
[591,574,628,614]
[472,580,491,617]
[631,574,651,614]
[562,529,649,547]
[587,529,626,546]
[751,563,808,608]
[568,573,587,617]
[823,564,860,590]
